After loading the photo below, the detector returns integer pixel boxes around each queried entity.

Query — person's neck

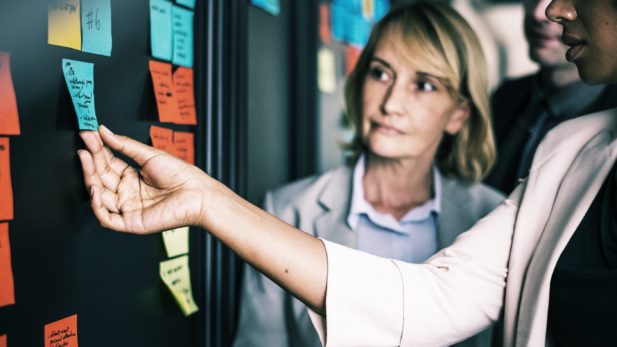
[362,153,433,220]
[539,63,581,93]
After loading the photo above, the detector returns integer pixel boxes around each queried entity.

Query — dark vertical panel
[290,0,319,179]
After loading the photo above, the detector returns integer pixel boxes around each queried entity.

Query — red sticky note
[0,53,20,135]
[173,67,197,125]
[0,223,15,308]
[0,138,13,221]
[0,334,6,347]
[345,45,362,75]
[173,131,194,165]
[319,4,332,44]
[149,60,178,123]
[149,125,174,155]
[44,315,78,347]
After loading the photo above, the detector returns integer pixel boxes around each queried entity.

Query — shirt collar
[531,74,606,120]
[347,154,442,233]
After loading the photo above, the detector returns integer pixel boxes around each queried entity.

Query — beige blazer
[233,164,504,347]
[311,107,617,347]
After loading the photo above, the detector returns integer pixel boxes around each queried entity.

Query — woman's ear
[445,100,470,135]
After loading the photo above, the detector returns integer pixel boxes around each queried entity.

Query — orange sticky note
[149,60,178,123]
[0,53,20,135]
[0,223,15,308]
[150,125,174,155]
[44,315,78,347]
[0,138,13,221]
[319,4,332,44]
[173,67,197,125]
[173,131,194,165]
[0,334,6,347]
[345,45,362,75]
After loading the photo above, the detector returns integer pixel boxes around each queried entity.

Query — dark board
[0,1,204,346]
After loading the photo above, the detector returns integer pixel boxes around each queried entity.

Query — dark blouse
[548,164,617,346]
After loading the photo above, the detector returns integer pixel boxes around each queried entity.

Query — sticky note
[0,223,15,308]
[173,67,196,125]
[149,60,178,123]
[319,4,332,44]
[150,0,173,61]
[345,45,362,75]
[251,0,280,16]
[81,0,112,56]
[44,315,78,347]
[176,0,195,9]
[173,131,194,165]
[362,0,374,20]
[172,6,194,68]
[0,53,20,135]
[318,48,336,94]
[0,139,13,221]
[331,3,351,43]
[160,255,199,316]
[0,335,6,347]
[150,125,174,155]
[162,227,189,257]
[48,0,81,50]
[62,59,99,130]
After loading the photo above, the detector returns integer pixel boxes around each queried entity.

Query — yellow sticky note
[48,0,82,50]
[318,47,336,94]
[362,0,374,20]
[162,227,189,258]
[160,255,198,316]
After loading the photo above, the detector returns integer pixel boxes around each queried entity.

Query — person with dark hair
[77,0,617,345]
[485,0,617,194]
[233,3,502,346]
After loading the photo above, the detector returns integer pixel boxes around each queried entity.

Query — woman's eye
[416,80,437,92]
[369,67,390,82]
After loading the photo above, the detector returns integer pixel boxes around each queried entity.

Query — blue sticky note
[81,0,112,56]
[62,59,99,130]
[333,0,362,12]
[251,0,280,16]
[176,0,195,9]
[348,15,371,47]
[331,3,350,43]
[172,6,193,68]
[150,0,173,61]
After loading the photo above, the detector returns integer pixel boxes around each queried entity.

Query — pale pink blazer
[310,108,617,347]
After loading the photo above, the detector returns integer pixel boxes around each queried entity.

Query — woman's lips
[371,122,404,135]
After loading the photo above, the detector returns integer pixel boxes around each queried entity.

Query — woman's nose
[546,0,577,23]
[380,84,406,116]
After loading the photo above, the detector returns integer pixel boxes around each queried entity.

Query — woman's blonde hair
[344,1,495,182]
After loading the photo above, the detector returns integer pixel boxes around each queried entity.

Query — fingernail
[100,125,113,135]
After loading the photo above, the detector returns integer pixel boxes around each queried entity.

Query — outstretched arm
[78,126,327,314]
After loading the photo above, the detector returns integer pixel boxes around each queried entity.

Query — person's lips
[371,121,404,135]
[562,34,586,62]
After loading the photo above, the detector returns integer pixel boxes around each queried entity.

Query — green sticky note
[172,5,193,68]
[162,227,189,258]
[150,0,173,61]
[160,255,199,316]
[81,0,112,56]
[62,59,99,130]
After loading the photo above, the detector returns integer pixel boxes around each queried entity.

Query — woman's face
[547,0,617,84]
[361,33,469,163]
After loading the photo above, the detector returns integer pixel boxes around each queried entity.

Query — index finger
[98,125,161,167]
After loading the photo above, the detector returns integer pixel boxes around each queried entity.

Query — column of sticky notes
[149,0,199,316]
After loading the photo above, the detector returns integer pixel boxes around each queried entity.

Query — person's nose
[380,82,406,116]
[546,0,577,23]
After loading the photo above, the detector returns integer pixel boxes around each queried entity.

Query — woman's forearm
[198,179,328,314]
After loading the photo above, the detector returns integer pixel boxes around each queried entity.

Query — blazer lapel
[313,166,357,248]
[436,177,470,249]
[514,128,617,346]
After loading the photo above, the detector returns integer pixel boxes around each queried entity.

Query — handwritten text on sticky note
[160,255,199,316]
[44,315,78,347]
[48,0,82,50]
[62,59,99,130]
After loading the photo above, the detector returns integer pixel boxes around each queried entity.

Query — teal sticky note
[251,0,280,16]
[176,0,195,9]
[62,59,99,130]
[172,6,193,68]
[81,0,112,56]
[150,0,173,61]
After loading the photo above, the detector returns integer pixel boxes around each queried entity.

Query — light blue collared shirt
[347,155,441,263]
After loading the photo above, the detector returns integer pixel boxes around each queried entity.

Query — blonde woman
[77,0,617,345]
[233,3,503,347]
